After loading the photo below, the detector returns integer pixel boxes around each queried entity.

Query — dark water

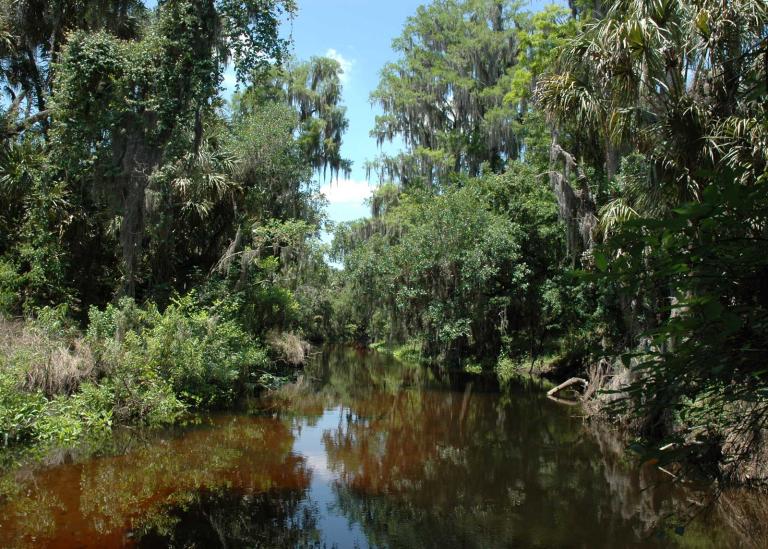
[0,347,765,548]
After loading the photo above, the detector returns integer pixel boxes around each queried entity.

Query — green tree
[234,55,352,179]
[538,0,768,475]
[369,0,529,187]
[333,165,563,364]
[0,0,147,138]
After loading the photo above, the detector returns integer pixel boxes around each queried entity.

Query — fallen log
[546,395,581,406]
[547,377,588,398]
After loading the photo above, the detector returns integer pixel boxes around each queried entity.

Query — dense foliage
[1,0,767,484]
[333,0,768,483]
[335,0,591,368]
[0,0,345,447]
[537,0,768,479]
[367,1,572,187]
[332,164,569,367]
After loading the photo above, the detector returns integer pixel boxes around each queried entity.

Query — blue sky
[222,1,562,230]
[281,0,422,226]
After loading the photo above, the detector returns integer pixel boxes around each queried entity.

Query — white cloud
[222,69,237,90]
[320,178,373,205]
[325,48,353,84]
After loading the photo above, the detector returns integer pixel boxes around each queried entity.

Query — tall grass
[266,330,310,366]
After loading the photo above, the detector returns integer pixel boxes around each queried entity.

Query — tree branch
[3,109,51,138]
[547,377,588,398]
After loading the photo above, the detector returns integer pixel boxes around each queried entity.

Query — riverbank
[579,356,768,488]
[514,346,768,489]
[0,298,308,453]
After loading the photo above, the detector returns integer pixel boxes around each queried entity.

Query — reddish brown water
[0,347,763,548]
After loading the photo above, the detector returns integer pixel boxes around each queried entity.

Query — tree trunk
[113,116,162,297]
[548,128,598,266]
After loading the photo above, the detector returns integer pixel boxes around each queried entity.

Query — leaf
[694,11,710,37]
[594,250,608,272]
[672,202,713,220]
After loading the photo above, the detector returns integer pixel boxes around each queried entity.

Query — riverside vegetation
[1,0,768,492]
[0,0,344,450]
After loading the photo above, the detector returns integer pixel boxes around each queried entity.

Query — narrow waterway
[0,347,764,548]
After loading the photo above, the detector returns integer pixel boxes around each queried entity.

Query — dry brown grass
[718,403,768,485]
[0,318,95,396]
[265,331,310,366]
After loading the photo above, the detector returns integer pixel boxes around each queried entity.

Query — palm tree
[537,0,768,260]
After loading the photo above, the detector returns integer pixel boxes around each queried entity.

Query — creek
[0,346,764,548]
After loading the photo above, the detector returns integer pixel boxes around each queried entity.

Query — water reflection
[0,346,766,548]
[283,348,662,548]
[0,415,313,548]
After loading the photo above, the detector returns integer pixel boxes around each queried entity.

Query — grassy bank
[0,297,306,451]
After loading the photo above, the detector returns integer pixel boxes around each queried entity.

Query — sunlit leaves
[334,163,563,362]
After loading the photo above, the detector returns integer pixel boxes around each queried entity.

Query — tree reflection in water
[276,346,768,548]
[1,346,766,548]
[0,415,315,548]
[286,347,655,547]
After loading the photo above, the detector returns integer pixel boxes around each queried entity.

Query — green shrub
[463,362,482,374]
[0,315,101,446]
[495,355,522,384]
[392,341,423,363]
[0,259,22,315]
[1,292,276,450]
[0,367,47,445]
[0,369,112,446]
[89,294,270,410]
[36,391,105,446]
